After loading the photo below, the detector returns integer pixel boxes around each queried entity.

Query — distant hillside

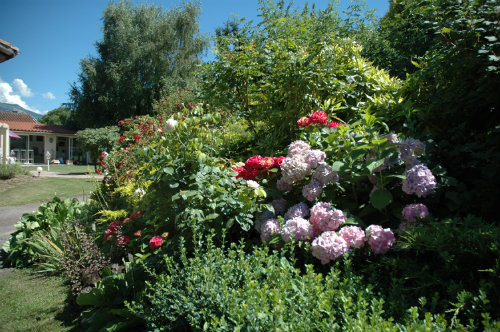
[0,102,42,121]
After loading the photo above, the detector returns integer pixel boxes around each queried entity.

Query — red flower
[309,110,329,125]
[259,157,275,169]
[119,136,126,144]
[297,116,310,127]
[104,229,114,241]
[273,156,286,168]
[233,166,247,179]
[328,120,343,128]
[149,236,163,250]
[109,221,123,233]
[116,235,130,246]
[134,230,142,237]
[245,155,263,170]
[188,102,196,110]
[243,168,261,180]
[133,134,140,141]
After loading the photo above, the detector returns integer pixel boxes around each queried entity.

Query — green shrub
[128,237,493,332]
[0,162,28,179]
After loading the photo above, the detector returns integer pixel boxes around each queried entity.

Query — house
[0,39,19,63]
[0,111,82,164]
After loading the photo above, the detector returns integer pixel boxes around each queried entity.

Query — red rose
[149,236,163,250]
[259,157,275,169]
[109,221,123,233]
[309,110,329,125]
[245,155,263,170]
[297,116,310,127]
[134,230,142,237]
[119,136,126,144]
[104,229,114,241]
[328,120,343,128]
[273,156,286,168]
[134,134,140,141]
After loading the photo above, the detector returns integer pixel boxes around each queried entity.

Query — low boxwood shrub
[127,236,494,332]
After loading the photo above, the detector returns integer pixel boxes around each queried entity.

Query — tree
[199,0,400,154]
[70,0,207,129]
[39,106,74,128]
[76,127,119,166]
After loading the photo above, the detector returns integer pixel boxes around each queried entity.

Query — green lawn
[22,164,95,175]
[0,177,98,206]
[0,269,79,332]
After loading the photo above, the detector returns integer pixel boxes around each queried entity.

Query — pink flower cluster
[296,110,344,128]
[255,201,395,263]
[366,225,395,254]
[234,155,285,181]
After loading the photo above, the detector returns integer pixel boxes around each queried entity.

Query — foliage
[69,0,207,129]
[75,262,145,332]
[39,106,74,128]
[76,126,119,165]
[0,162,28,179]
[94,105,268,257]
[128,236,495,332]
[199,0,401,154]
[357,215,500,327]
[399,0,500,221]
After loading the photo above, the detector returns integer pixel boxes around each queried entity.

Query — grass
[22,164,95,175]
[0,268,79,332]
[0,177,98,206]
[0,163,29,179]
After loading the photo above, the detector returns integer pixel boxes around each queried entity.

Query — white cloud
[43,92,56,100]
[12,78,34,98]
[0,78,41,114]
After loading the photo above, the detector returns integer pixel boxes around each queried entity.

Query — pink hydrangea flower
[260,219,280,242]
[281,217,314,242]
[284,202,310,220]
[288,140,311,157]
[402,203,429,222]
[339,226,366,248]
[366,225,395,254]
[324,209,346,231]
[304,149,326,169]
[311,231,349,264]
[149,236,163,250]
[302,179,323,201]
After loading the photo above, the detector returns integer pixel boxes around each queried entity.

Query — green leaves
[369,189,393,209]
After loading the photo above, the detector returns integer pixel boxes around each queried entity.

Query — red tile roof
[0,120,76,135]
[0,111,36,123]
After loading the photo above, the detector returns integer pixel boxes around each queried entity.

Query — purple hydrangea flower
[311,231,349,264]
[261,219,280,242]
[255,210,276,232]
[284,202,310,220]
[288,140,311,157]
[276,177,293,192]
[399,138,426,167]
[384,133,399,144]
[312,162,339,187]
[281,156,312,184]
[304,149,326,169]
[271,198,287,216]
[402,203,429,222]
[302,179,323,201]
[310,202,332,235]
[402,164,437,197]
[281,217,314,242]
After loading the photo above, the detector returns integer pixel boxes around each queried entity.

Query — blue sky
[0,0,389,115]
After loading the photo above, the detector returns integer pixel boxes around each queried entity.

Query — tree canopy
[69,0,207,129]
[39,106,74,128]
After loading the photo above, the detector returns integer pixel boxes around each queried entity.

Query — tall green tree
[39,106,74,128]
[70,0,207,129]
